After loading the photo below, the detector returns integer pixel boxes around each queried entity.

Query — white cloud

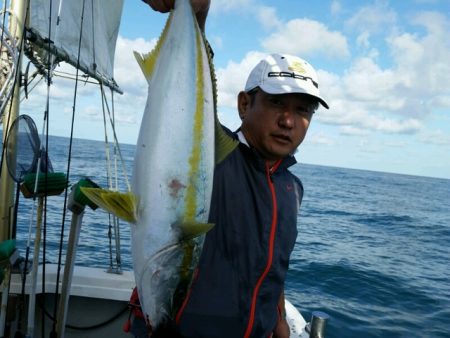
[210,0,253,13]
[210,1,280,31]
[419,129,450,146]
[257,6,281,30]
[312,9,450,136]
[306,131,335,146]
[216,51,267,108]
[210,35,224,50]
[217,108,241,131]
[356,31,371,49]
[340,126,368,136]
[357,139,380,153]
[261,19,350,59]
[371,118,422,134]
[387,12,450,106]
[211,1,348,60]
[346,1,397,34]
[331,1,342,16]
[316,96,423,134]
[114,35,156,97]
[107,35,158,128]
[342,57,397,102]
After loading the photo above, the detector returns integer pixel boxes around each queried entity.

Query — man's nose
[278,109,295,128]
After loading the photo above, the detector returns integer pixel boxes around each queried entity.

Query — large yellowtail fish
[82,0,237,331]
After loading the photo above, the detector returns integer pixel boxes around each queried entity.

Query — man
[142,2,329,337]
[174,54,328,338]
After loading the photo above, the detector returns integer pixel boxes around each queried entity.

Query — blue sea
[4,135,449,338]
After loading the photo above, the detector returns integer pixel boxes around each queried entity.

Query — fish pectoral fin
[178,221,214,240]
[103,191,138,224]
[215,119,239,165]
[80,187,137,224]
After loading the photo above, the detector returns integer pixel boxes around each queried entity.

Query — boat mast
[0,0,27,242]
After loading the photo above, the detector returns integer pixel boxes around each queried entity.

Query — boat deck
[10,264,135,301]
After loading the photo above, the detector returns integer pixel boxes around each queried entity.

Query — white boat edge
[286,297,309,338]
[9,264,135,301]
[6,265,309,337]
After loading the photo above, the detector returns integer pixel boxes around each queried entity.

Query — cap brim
[258,84,329,109]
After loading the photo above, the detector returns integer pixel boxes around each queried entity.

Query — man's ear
[237,91,251,121]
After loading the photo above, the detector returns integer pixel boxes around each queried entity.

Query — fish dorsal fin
[200,32,239,164]
[177,221,214,241]
[80,187,137,224]
[215,119,239,164]
[133,10,175,82]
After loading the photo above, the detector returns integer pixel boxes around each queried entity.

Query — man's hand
[273,289,290,337]
[273,318,290,338]
[143,0,210,31]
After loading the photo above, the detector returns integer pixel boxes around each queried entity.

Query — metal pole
[55,196,85,338]
[307,311,330,338]
[25,197,43,337]
[0,0,27,242]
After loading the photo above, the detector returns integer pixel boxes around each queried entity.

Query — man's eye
[297,109,313,119]
[269,97,283,105]
[297,107,308,114]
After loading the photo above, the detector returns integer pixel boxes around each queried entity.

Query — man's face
[238,89,314,163]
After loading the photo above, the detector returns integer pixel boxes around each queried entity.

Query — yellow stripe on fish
[184,24,206,223]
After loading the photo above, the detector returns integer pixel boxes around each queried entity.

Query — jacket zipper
[243,160,281,337]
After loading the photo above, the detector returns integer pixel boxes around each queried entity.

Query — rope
[40,0,59,335]
[51,0,87,336]
[38,297,128,331]
[100,83,122,273]
[110,88,122,273]
[99,84,131,191]
[100,82,116,272]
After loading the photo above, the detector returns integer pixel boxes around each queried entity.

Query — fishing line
[100,83,122,273]
[110,88,123,272]
[50,0,87,336]
[109,88,123,273]
[36,0,61,336]
[100,82,116,272]
[99,83,131,192]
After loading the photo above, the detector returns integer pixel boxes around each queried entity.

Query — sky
[9,0,450,179]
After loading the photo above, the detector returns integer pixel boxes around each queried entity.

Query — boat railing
[305,310,330,338]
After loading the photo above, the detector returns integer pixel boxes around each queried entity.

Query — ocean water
[3,135,450,338]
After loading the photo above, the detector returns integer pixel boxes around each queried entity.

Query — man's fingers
[144,0,173,13]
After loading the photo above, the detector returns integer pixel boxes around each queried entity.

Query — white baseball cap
[245,53,329,109]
